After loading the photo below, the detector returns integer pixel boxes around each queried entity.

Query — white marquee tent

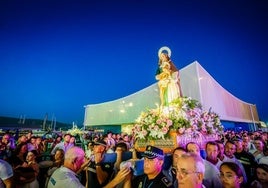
[84,61,259,127]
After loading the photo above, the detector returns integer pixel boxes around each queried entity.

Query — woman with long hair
[220,162,244,188]
[21,150,40,188]
[251,163,268,188]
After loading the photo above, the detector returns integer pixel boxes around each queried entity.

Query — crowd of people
[0,129,268,188]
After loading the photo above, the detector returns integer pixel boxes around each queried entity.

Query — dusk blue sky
[0,0,267,126]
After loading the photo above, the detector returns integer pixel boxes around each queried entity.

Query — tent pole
[250,104,256,131]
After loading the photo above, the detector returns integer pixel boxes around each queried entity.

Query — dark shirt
[132,171,174,188]
[86,162,114,188]
[162,167,177,186]
[234,150,257,184]
[0,140,8,159]
[9,153,26,167]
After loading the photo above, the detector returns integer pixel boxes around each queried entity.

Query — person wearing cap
[123,145,174,188]
[85,139,114,188]
[50,133,74,155]
[233,136,257,185]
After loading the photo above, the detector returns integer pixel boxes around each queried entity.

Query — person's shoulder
[243,150,257,161]
[0,159,11,166]
[203,160,220,174]
[259,156,268,165]
[102,162,114,168]
[0,159,13,179]
[54,166,72,174]
[251,180,262,188]
[132,174,146,186]
[204,159,217,169]
[153,172,173,187]
[160,176,173,187]
[49,173,84,188]
[56,141,64,145]
[133,174,146,181]
[51,166,78,181]
[248,150,256,158]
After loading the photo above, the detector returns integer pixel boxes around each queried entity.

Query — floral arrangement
[132,97,224,141]
[67,125,84,136]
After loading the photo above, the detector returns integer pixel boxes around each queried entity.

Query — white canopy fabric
[84,61,259,126]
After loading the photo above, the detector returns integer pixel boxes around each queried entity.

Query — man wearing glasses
[176,153,205,188]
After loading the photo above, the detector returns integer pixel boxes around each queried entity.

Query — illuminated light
[120,110,125,113]
[128,102,133,107]
[122,101,125,104]
[199,77,204,80]
[109,109,113,112]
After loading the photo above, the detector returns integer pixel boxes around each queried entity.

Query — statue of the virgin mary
[155,46,183,106]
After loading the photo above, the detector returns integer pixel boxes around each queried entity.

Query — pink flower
[156,119,162,124]
[192,124,198,130]
[166,119,173,126]
[178,128,185,134]
[162,127,168,134]
[142,130,148,136]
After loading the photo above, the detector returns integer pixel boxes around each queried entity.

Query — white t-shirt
[47,166,85,188]
[0,159,13,188]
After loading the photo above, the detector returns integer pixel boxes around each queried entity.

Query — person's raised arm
[94,152,110,185]
[76,157,91,175]
[103,167,131,188]
[122,170,132,188]
[114,147,123,170]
